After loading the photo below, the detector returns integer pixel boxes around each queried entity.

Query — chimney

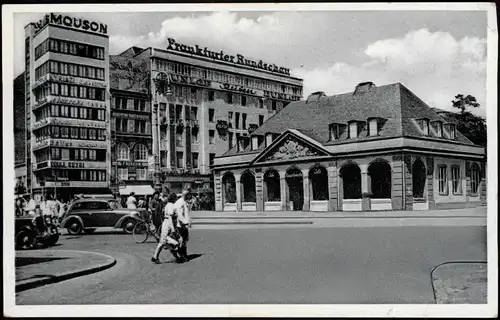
[306,91,327,103]
[353,82,376,95]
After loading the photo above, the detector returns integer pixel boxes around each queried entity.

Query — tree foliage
[450,94,486,147]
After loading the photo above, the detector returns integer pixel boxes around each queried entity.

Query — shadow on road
[15,257,69,267]
[185,253,203,262]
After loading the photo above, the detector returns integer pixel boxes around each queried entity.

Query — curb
[16,250,116,292]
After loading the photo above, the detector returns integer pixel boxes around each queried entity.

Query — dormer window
[368,118,378,136]
[447,123,457,140]
[266,133,273,146]
[417,118,430,136]
[436,121,443,138]
[348,121,359,139]
[251,136,259,150]
[329,123,346,141]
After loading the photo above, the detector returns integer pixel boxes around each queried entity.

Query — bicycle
[132,218,160,244]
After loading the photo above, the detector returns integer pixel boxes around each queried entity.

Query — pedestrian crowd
[15,193,69,221]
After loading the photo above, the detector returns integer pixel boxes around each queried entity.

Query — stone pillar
[214,172,223,211]
[391,154,407,210]
[302,170,310,211]
[235,173,242,212]
[426,156,436,208]
[255,169,264,211]
[360,164,371,211]
[327,163,338,211]
[280,175,287,211]
[480,161,487,204]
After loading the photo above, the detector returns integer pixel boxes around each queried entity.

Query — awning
[119,185,155,196]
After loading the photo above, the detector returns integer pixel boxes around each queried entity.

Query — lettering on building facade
[263,90,301,102]
[33,13,108,35]
[51,161,85,168]
[170,74,211,87]
[51,96,107,109]
[167,38,291,76]
[220,83,256,95]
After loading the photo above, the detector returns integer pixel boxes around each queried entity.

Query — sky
[13,10,488,116]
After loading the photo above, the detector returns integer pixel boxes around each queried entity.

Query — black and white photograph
[2,2,497,318]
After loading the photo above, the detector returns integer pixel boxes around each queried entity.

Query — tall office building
[25,13,110,201]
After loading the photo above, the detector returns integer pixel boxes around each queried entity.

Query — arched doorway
[309,166,328,211]
[264,169,281,211]
[339,163,362,211]
[286,167,304,211]
[412,159,428,210]
[222,172,236,211]
[241,170,256,211]
[368,161,392,210]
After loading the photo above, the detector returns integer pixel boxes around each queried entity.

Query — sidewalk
[191,206,487,220]
[431,262,488,304]
[15,249,116,292]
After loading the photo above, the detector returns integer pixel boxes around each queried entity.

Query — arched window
[368,161,392,199]
[470,163,481,194]
[340,164,361,199]
[309,166,328,200]
[412,159,426,198]
[135,144,148,161]
[264,169,280,201]
[241,171,256,202]
[117,143,129,160]
[222,173,236,204]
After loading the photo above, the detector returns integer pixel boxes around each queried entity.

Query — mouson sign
[33,13,108,36]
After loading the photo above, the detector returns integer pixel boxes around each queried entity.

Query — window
[241,95,247,107]
[80,128,88,139]
[451,165,462,194]
[118,168,128,181]
[176,133,183,146]
[271,100,277,111]
[121,98,128,110]
[89,129,97,140]
[251,136,259,150]
[192,152,199,168]
[135,144,148,161]
[235,112,240,129]
[208,108,215,122]
[60,127,69,138]
[227,93,233,104]
[209,153,216,166]
[259,99,264,109]
[136,168,147,181]
[448,124,457,139]
[266,133,273,146]
[348,122,358,139]
[259,115,264,126]
[229,132,234,149]
[368,119,378,136]
[208,91,215,102]
[191,107,198,120]
[134,99,140,110]
[436,122,443,138]
[329,124,340,141]
[191,128,198,143]
[421,119,429,136]
[209,130,215,144]
[470,163,481,194]
[438,165,448,195]
[242,113,247,129]
[71,127,79,139]
[98,130,105,140]
[117,144,129,160]
[176,152,184,168]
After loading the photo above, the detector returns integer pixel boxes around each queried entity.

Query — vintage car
[60,198,147,235]
[15,215,60,250]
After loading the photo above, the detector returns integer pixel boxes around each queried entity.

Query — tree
[452,94,481,114]
[449,94,486,147]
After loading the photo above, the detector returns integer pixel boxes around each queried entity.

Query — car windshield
[108,200,122,209]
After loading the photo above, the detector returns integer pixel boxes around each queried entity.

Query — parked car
[15,215,60,250]
[60,198,147,235]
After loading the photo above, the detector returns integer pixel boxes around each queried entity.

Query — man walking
[149,192,163,239]
[174,189,191,260]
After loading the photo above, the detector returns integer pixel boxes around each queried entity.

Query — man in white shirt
[126,192,137,209]
[24,195,37,216]
[174,189,191,260]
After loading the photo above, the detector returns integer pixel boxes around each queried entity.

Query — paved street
[16,225,486,304]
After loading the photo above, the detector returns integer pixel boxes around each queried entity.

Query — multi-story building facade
[114,39,303,194]
[109,49,155,197]
[25,13,110,201]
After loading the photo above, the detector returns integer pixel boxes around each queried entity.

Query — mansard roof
[223,82,475,157]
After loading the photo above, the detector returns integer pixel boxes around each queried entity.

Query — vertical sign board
[148,155,156,173]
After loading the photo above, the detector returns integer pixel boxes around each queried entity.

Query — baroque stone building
[212,82,487,212]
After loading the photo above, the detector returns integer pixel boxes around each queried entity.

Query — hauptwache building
[111,38,303,195]
[212,82,487,212]
[25,13,110,201]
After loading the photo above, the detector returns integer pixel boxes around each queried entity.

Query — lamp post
[153,71,173,192]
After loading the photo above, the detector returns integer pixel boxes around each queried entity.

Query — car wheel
[67,220,83,235]
[84,228,96,234]
[16,231,36,250]
[123,219,136,234]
